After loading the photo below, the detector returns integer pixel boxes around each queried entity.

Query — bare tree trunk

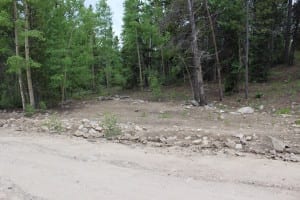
[13,0,26,111]
[288,2,299,65]
[245,0,249,99]
[284,0,293,64]
[204,0,223,101]
[24,0,35,107]
[90,34,95,90]
[136,28,143,91]
[187,0,206,105]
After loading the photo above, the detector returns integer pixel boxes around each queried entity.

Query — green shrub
[25,104,35,117]
[255,92,263,99]
[149,72,162,101]
[39,101,47,111]
[102,113,122,138]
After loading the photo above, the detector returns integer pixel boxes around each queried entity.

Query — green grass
[276,108,291,115]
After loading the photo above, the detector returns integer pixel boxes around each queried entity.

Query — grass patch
[276,108,291,115]
[295,119,300,125]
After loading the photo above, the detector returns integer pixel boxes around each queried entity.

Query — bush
[44,114,64,133]
[25,104,35,117]
[39,101,47,111]
[102,113,122,138]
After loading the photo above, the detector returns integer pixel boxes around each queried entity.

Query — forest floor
[0,64,300,199]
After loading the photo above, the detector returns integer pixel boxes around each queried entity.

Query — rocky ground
[1,96,300,162]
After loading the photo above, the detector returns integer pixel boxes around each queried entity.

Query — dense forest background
[0,0,299,110]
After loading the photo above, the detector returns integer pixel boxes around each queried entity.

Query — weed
[295,120,300,125]
[276,108,291,115]
[44,115,64,133]
[102,113,122,138]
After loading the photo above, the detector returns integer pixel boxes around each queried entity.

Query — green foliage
[295,120,300,125]
[39,101,47,111]
[7,56,25,73]
[255,92,263,99]
[225,61,242,94]
[0,0,295,109]
[102,113,122,138]
[25,104,36,117]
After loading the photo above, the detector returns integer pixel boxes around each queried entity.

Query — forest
[0,0,299,110]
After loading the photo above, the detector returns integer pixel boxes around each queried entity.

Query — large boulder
[237,107,254,114]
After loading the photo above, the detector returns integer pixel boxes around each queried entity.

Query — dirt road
[0,129,299,200]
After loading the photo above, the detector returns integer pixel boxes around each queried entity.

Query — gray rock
[269,137,286,152]
[94,126,103,132]
[78,124,84,130]
[88,128,97,135]
[41,126,49,132]
[190,100,199,107]
[73,130,84,137]
[235,144,243,150]
[192,139,202,145]
[237,107,254,114]
[245,136,252,141]
[225,139,236,149]
[269,149,276,155]
[202,138,209,147]
[184,136,192,140]
[81,128,89,133]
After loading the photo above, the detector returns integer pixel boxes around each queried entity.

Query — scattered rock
[237,107,254,114]
[259,105,264,110]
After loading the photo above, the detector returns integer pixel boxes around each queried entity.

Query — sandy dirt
[0,129,300,200]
